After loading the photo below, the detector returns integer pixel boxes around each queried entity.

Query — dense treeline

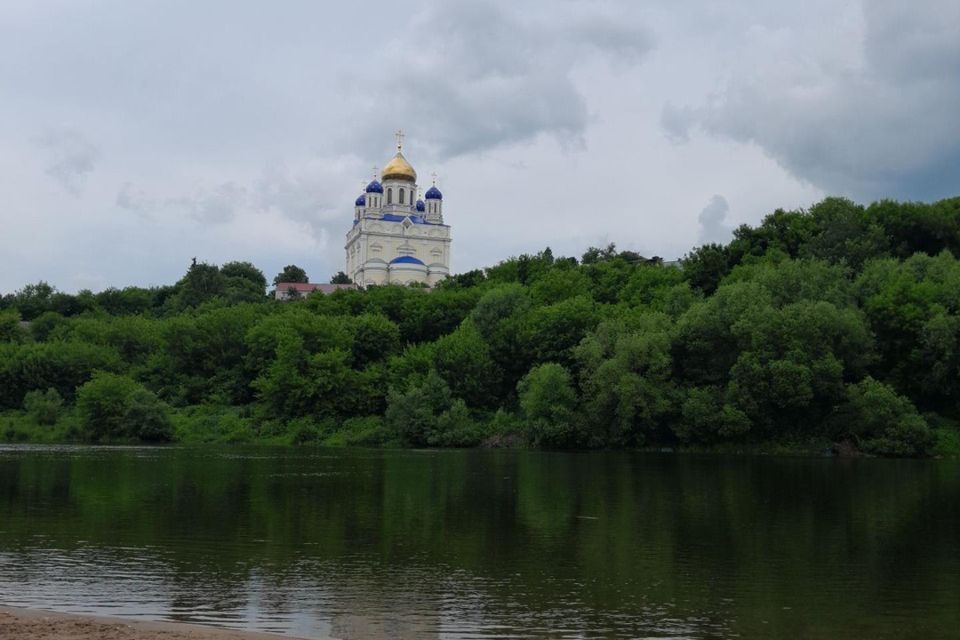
[2,196,960,456]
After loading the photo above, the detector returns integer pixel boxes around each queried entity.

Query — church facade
[345,135,451,287]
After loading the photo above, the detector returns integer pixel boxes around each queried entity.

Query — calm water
[0,446,958,639]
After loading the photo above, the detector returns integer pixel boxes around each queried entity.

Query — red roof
[275,282,357,295]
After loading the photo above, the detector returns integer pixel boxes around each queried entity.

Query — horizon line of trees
[3,194,960,456]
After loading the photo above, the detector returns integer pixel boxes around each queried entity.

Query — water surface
[0,445,958,638]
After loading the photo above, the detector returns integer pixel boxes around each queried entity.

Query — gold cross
[395,129,405,150]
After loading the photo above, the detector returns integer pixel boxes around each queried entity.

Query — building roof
[365,180,383,193]
[389,256,425,265]
[380,213,434,224]
[424,185,442,200]
[381,151,417,182]
[275,282,357,294]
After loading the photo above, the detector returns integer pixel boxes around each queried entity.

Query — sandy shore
[0,606,307,640]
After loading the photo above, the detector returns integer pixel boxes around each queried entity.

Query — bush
[517,363,579,447]
[22,388,64,426]
[124,389,174,441]
[432,399,485,447]
[0,310,27,343]
[384,370,452,446]
[839,377,935,457]
[325,416,389,447]
[76,372,172,442]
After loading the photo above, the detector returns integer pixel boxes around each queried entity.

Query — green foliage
[330,271,353,284]
[349,313,400,368]
[836,377,934,457]
[3,194,960,456]
[517,363,579,447]
[575,315,677,446]
[172,260,227,309]
[273,264,308,285]
[22,388,64,425]
[0,340,122,409]
[384,370,455,446]
[431,323,501,409]
[76,372,173,442]
[324,416,389,447]
[0,309,26,343]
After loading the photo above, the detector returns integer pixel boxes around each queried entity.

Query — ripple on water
[1,446,959,639]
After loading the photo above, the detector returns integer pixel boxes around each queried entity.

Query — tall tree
[273,265,308,285]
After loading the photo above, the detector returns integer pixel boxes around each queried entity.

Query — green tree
[330,271,353,284]
[835,377,934,457]
[350,313,401,368]
[575,316,677,446]
[517,363,579,447]
[22,388,64,426]
[10,281,57,320]
[0,309,26,343]
[221,261,268,303]
[431,323,501,409]
[682,244,733,295]
[273,264,308,285]
[76,372,172,442]
[0,341,122,409]
[384,370,453,446]
[171,260,227,309]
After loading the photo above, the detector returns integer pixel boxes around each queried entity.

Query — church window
[399,189,405,204]
[387,188,393,204]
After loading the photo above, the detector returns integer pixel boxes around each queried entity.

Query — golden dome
[381,151,417,182]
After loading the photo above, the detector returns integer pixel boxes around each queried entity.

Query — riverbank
[0,606,305,640]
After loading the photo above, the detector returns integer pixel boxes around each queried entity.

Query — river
[0,445,957,638]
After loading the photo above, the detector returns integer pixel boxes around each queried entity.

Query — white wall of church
[344,144,450,288]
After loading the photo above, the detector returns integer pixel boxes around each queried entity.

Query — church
[345,133,451,287]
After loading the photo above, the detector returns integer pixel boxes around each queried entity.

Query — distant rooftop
[274,282,357,300]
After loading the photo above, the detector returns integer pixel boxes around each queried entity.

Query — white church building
[345,134,451,287]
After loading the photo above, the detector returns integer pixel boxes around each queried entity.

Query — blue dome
[425,185,442,200]
[355,194,366,206]
[415,199,425,212]
[390,255,425,265]
[366,180,383,194]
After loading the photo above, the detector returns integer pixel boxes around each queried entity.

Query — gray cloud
[116,182,153,216]
[697,195,732,244]
[664,0,960,201]
[115,181,249,225]
[255,160,361,244]
[660,103,695,143]
[189,182,248,224]
[345,0,654,160]
[35,128,99,195]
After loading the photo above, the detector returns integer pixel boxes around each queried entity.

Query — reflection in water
[0,445,958,639]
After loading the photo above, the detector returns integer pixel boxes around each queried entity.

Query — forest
[2,195,960,457]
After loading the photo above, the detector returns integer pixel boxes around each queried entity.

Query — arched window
[387,188,393,204]
[399,189,405,204]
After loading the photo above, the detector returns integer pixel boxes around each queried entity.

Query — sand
[0,606,307,640]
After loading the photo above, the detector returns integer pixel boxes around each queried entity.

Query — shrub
[839,377,934,457]
[22,388,64,426]
[76,372,172,442]
[517,363,579,447]
[325,416,389,447]
[384,370,452,446]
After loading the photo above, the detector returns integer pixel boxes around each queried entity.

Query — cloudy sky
[2,0,958,292]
